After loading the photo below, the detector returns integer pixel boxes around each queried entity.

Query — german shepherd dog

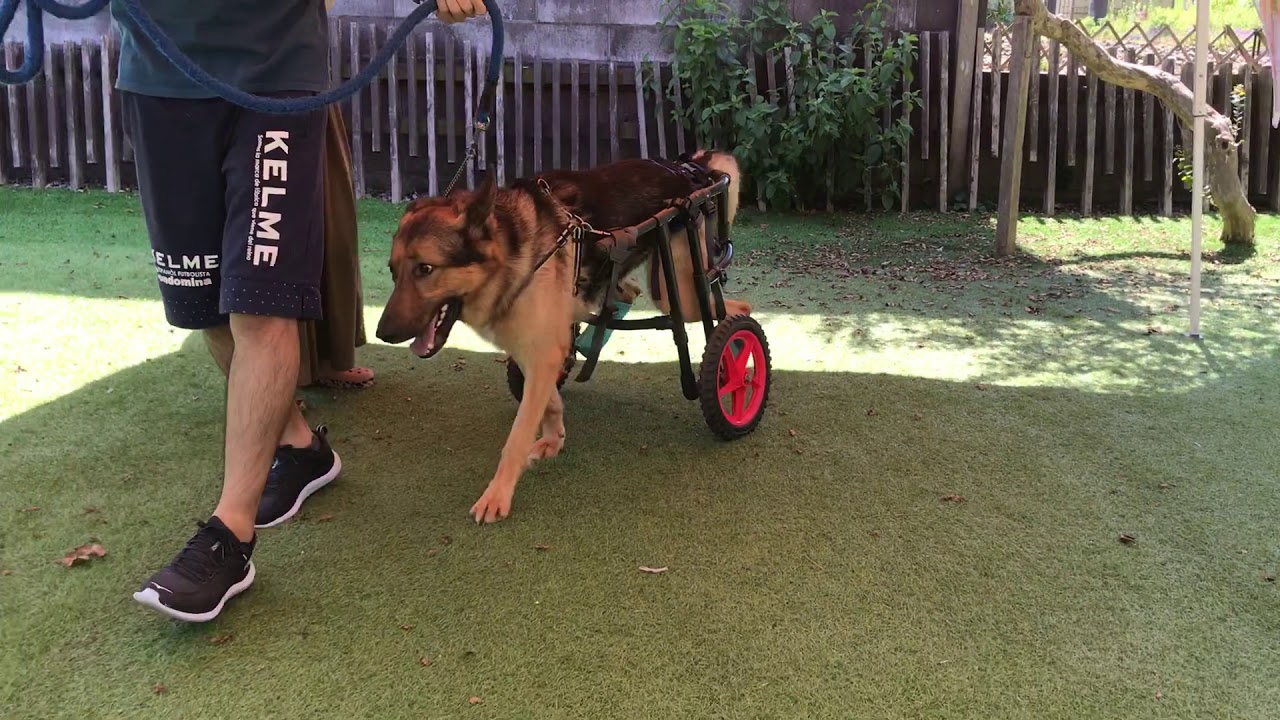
[375,151,751,523]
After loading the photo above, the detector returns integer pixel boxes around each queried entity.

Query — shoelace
[170,521,233,583]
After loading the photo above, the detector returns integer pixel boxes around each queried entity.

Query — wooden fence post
[995,14,1036,257]
[948,0,982,197]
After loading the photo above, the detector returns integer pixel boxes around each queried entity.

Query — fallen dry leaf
[316,513,335,522]
[440,536,453,546]
[1119,533,1137,545]
[207,634,234,645]
[468,696,483,705]
[940,495,967,503]
[912,413,924,421]
[420,656,432,667]
[401,624,415,632]
[865,408,878,417]
[152,683,167,695]
[1264,575,1276,583]
[1,569,11,576]
[1155,690,1164,701]
[452,359,468,372]
[1158,482,1174,490]
[61,543,107,567]
[21,506,40,513]
[426,547,441,558]
[639,566,669,574]
[788,429,798,437]
[975,383,990,391]
[793,447,803,454]
[83,507,100,515]
[533,544,552,552]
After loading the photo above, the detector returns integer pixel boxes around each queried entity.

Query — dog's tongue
[410,322,437,357]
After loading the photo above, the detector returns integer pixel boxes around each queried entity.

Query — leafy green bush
[657,0,919,212]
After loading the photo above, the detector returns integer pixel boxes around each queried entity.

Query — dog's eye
[415,263,434,277]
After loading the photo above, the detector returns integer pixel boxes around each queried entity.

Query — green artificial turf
[1,187,1279,719]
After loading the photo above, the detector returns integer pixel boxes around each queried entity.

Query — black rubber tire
[506,354,574,402]
[698,314,772,440]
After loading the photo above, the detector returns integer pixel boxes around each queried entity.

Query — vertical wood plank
[369,24,382,154]
[765,50,779,107]
[1066,51,1078,167]
[425,33,438,196]
[407,29,418,158]
[81,42,96,164]
[1082,70,1097,215]
[445,36,456,163]
[514,52,523,178]
[349,23,365,198]
[652,60,667,160]
[1241,62,1252,190]
[44,43,60,169]
[64,42,83,190]
[634,60,649,159]
[1162,58,1176,216]
[328,16,340,83]
[474,43,484,168]
[463,39,474,188]
[27,47,49,186]
[1028,35,1039,162]
[901,55,911,214]
[922,33,931,161]
[1104,48,1116,175]
[968,33,983,211]
[748,53,765,210]
[1143,52,1155,181]
[990,25,1001,157]
[533,57,542,172]
[939,33,950,211]
[1045,38,1060,215]
[1254,60,1268,195]
[995,16,1034,256]
[1121,48,1135,214]
[571,60,581,170]
[495,53,506,184]
[785,46,797,119]
[101,33,119,192]
[590,62,599,166]
[609,61,619,162]
[388,30,402,202]
[552,60,562,169]
[671,60,686,155]
[5,43,23,169]
[950,0,982,194]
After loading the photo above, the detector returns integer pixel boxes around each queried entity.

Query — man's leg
[205,326,314,455]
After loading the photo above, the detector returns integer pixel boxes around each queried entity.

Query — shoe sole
[254,450,342,529]
[132,561,257,623]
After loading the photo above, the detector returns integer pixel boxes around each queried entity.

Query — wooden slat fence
[964,20,1279,215]
[5,19,1279,217]
[1,25,956,214]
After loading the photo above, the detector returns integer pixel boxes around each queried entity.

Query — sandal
[317,366,375,390]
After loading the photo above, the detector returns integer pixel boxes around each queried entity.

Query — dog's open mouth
[410,299,463,358]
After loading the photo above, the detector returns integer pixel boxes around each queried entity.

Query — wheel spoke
[732,386,746,418]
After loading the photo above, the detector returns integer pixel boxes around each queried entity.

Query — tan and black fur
[375,151,750,523]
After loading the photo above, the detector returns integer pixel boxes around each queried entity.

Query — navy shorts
[121,91,327,330]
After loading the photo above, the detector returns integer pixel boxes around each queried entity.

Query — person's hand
[437,0,486,24]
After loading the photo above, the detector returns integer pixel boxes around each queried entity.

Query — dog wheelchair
[505,173,772,440]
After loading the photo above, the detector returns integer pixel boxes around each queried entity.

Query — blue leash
[1,0,504,183]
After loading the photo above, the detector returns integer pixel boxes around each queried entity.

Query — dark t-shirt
[111,0,330,99]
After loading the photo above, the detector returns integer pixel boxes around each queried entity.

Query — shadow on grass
[3,337,1280,718]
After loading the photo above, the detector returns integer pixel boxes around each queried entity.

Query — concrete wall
[4,1,954,60]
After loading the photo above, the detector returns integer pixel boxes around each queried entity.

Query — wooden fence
[3,18,1278,216]
[964,20,1280,215]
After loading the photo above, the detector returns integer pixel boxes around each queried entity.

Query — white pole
[1187,0,1209,339]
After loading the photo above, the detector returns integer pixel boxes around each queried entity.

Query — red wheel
[698,315,771,440]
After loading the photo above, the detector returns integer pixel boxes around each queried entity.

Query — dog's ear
[464,169,497,229]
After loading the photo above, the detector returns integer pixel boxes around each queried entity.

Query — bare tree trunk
[1020,0,1256,246]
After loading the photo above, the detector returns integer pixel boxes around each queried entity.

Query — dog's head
[375,173,501,358]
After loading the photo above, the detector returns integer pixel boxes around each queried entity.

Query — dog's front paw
[528,435,564,462]
[470,483,514,524]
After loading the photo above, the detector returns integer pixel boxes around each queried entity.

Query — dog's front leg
[528,388,565,462]
[470,355,562,524]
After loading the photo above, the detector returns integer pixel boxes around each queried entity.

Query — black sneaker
[254,424,342,528]
[132,516,255,622]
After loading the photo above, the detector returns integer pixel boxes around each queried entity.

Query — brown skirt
[297,105,366,387]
